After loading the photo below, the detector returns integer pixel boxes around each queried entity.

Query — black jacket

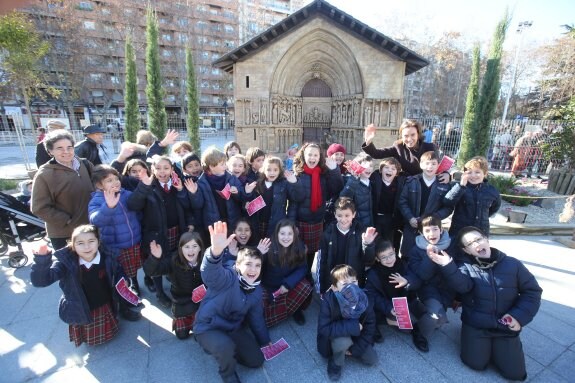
[35,141,51,168]
[75,137,103,165]
[362,139,437,176]
[398,174,453,222]
[370,171,406,226]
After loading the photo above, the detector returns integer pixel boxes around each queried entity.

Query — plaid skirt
[262,279,313,328]
[69,303,119,347]
[118,243,142,278]
[172,313,196,333]
[167,226,179,252]
[297,221,323,254]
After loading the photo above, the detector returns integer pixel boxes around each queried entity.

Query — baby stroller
[0,191,46,268]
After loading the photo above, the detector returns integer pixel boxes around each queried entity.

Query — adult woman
[362,119,449,182]
[31,130,94,250]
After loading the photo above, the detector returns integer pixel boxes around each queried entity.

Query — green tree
[457,45,480,167]
[145,6,166,139]
[124,34,140,143]
[541,96,575,171]
[186,48,200,154]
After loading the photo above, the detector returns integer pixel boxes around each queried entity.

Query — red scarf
[303,164,322,212]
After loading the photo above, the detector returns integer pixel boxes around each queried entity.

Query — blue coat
[30,246,124,325]
[340,177,373,227]
[193,249,270,346]
[399,174,453,222]
[443,180,501,236]
[261,242,308,294]
[89,189,142,251]
[439,248,542,330]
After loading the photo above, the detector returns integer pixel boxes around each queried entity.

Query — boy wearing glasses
[429,226,541,381]
[364,239,429,351]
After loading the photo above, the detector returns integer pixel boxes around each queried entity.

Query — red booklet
[191,284,207,303]
[392,297,413,330]
[246,195,267,216]
[115,278,140,306]
[217,183,232,200]
[261,338,290,361]
[348,160,366,175]
[436,155,455,174]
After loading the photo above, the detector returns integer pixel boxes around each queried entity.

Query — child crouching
[317,265,377,381]
[144,232,205,340]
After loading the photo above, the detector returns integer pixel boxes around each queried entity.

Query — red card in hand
[261,338,290,361]
[392,297,413,330]
[348,160,366,175]
[116,278,140,306]
[436,156,455,174]
[192,284,207,303]
[217,183,232,200]
[247,195,267,216]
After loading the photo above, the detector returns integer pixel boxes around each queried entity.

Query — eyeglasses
[377,252,396,261]
[463,236,486,248]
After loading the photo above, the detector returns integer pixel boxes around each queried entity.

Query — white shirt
[79,251,101,269]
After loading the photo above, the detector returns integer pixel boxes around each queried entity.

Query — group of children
[29,131,542,382]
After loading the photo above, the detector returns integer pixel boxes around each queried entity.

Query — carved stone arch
[270,29,363,97]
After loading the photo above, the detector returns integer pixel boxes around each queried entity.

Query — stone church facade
[214,0,428,155]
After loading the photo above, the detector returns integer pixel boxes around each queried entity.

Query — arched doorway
[302,78,332,147]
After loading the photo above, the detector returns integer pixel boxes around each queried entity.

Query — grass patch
[0,179,18,191]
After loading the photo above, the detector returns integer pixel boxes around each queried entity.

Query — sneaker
[293,309,306,326]
[120,308,142,322]
[157,293,172,309]
[411,326,429,352]
[327,358,342,381]
[144,275,156,293]
[175,329,190,340]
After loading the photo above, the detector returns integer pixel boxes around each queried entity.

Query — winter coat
[35,141,51,168]
[439,248,542,331]
[31,158,94,239]
[30,246,124,325]
[261,242,308,295]
[88,189,142,251]
[144,253,204,318]
[370,171,406,227]
[365,258,416,317]
[288,167,344,224]
[193,249,270,346]
[398,174,453,222]
[340,177,373,227]
[318,220,375,293]
[443,180,501,236]
[362,139,437,176]
[317,289,376,358]
[75,137,103,165]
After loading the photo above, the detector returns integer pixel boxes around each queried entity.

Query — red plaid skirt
[297,221,323,254]
[69,303,119,347]
[167,226,179,252]
[262,279,313,328]
[118,243,142,278]
[172,313,196,333]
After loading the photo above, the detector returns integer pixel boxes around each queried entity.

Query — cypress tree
[145,6,167,139]
[124,34,140,143]
[457,45,480,167]
[186,47,200,155]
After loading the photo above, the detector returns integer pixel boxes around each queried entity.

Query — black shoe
[327,358,342,381]
[120,308,142,322]
[293,309,306,326]
[130,277,141,297]
[373,327,384,343]
[411,326,429,352]
[175,329,190,340]
[144,275,156,293]
[157,293,172,308]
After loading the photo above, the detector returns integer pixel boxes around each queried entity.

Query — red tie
[163,183,170,193]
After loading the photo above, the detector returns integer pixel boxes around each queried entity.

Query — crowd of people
[27,119,542,383]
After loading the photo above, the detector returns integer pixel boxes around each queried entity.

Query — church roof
[213,0,429,75]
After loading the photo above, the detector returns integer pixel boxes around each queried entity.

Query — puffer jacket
[288,167,344,224]
[370,171,406,227]
[30,246,124,325]
[88,189,142,251]
[440,248,542,330]
[318,220,375,293]
[398,174,453,222]
[443,180,501,236]
[261,241,308,295]
[340,176,373,227]
[75,137,102,165]
[362,139,437,176]
[193,249,270,346]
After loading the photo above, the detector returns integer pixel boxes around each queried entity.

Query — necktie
[163,183,170,193]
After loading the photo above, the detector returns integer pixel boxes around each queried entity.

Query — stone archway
[301,78,332,146]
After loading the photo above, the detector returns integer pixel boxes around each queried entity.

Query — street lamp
[501,20,533,123]
[222,100,228,130]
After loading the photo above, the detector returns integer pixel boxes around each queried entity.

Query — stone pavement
[1,235,574,383]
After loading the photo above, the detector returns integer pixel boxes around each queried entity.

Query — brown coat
[31,158,94,238]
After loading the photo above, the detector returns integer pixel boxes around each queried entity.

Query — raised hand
[389,273,408,288]
[208,221,236,257]
[160,129,179,147]
[183,178,198,194]
[364,124,376,144]
[429,250,453,266]
[171,171,182,191]
[409,217,418,229]
[118,142,135,162]
[459,171,469,186]
[140,172,153,186]
[257,238,271,255]
[33,243,51,256]
[103,188,120,208]
[284,170,297,183]
[245,181,257,194]
[149,240,162,259]
[362,227,378,244]
[228,238,239,256]
[426,244,440,258]
[325,157,337,170]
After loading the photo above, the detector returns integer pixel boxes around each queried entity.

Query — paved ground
[1,235,574,383]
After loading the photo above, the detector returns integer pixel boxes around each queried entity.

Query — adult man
[75,124,108,165]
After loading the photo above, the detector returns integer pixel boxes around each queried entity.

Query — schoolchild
[317,264,377,382]
[144,232,205,339]
[444,156,501,237]
[339,152,375,227]
[398,150,453,260]
[227,153,248,187]
[318,197,377,294]
[289,142,344,267]
[121,158,150,191]
[364,239,429,351]
[245,147,265,183]
[181,152,203,182]
[261,219,312,327]
[30,225,140,347]
[246,156,301,239]
[223,141,241,159]
[370,157,405,254]
[326,143,347,175]
[88,165,143,296]
[127,155,189,308]
[194,221,271,383]
[171,141,193,162]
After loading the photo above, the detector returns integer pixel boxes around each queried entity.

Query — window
[101,8,110,16]
[201,95,210,103]
[224,24,234,33]
[178,18,189,27]
[84,40,98,49]
[162,49,173,57]
[162,33,172,42]
[83,21,96,30]
[178,34,188,43]
[211,68,220,75]
[245,76,249,88]
[90,73,102,82]
[201,51,210,59]
[197,21,207,30]
[201,81,209,89]
[166,94,176,102]
[199,66,208,74]
[78,2,93,11]
[111,75,120,85]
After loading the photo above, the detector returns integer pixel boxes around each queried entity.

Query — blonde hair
[172,141,193,154]
[201,145,227,170]
[464,156,488,175]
